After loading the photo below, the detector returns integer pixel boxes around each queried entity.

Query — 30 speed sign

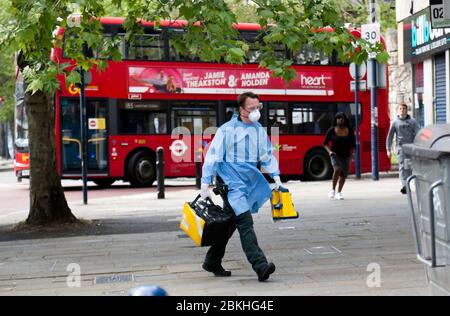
[361,23,380,45]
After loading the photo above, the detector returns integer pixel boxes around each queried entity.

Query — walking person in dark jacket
[386,103,420,194]
[323,112,356,200]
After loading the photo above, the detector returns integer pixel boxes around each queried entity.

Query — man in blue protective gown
[200,92,282,282]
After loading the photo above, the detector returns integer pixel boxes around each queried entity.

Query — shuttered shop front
[434,53,447,124]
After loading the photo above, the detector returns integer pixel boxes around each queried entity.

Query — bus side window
[339,102,361,128]
[292,45,331,65]
[118,101,167,135]
[171,102,217,135]
[127,33,163,61]
[268,102,289,135]
[168,28,202,62]
[240,31,260,63]
[239,30,288,63]
[291,103,335,135]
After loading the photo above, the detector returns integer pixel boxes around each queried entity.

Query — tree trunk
[0,123,5,158]
[9,117,15,153]
[25,91,77,225]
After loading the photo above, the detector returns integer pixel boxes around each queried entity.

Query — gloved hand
[200,183,212,200]
[273,176,282,190]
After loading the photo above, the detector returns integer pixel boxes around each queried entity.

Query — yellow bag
[180,201,205,246]
[271,187,299,220]
[180,195,232,247]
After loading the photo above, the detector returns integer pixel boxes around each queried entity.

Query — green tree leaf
[27,79,44,94]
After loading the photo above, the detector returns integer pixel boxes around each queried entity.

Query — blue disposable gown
[202,115,280,216]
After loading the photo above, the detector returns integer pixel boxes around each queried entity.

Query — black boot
[202,263,232,277]
[400,186,407,194]
[257,262,276,282]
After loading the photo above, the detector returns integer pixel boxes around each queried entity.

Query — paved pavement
[0,175,430,296]
[0,159,13,172]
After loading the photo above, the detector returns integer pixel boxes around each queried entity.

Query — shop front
[401,6,450,126]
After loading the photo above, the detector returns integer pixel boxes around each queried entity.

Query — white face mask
[248,109,261,122]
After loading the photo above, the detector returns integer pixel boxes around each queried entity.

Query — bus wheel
[93,179,115,188]
[303,149,332,181]
[127,151,156,187]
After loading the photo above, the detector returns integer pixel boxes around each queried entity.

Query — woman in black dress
[323,112,356,200]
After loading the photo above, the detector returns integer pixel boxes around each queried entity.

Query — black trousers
[204,184,268,273]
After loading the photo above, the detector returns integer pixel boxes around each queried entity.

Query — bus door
[170,102,217,175]
[60,98,109,175]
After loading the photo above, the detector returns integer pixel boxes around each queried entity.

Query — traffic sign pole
[354,64,361,179]
[79,67,88,204]
[368,0,379,181]
[349,62,364,179]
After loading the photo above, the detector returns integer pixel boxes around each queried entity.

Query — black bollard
[156,147,165,199]
[195,151,202,189]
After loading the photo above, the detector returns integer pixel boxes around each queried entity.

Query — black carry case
[188,195,233,247]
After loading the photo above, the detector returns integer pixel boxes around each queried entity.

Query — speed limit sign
[361,23,380,44]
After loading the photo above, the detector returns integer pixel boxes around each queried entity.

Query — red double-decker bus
[15,18,390,186]
[14,68,30,181]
